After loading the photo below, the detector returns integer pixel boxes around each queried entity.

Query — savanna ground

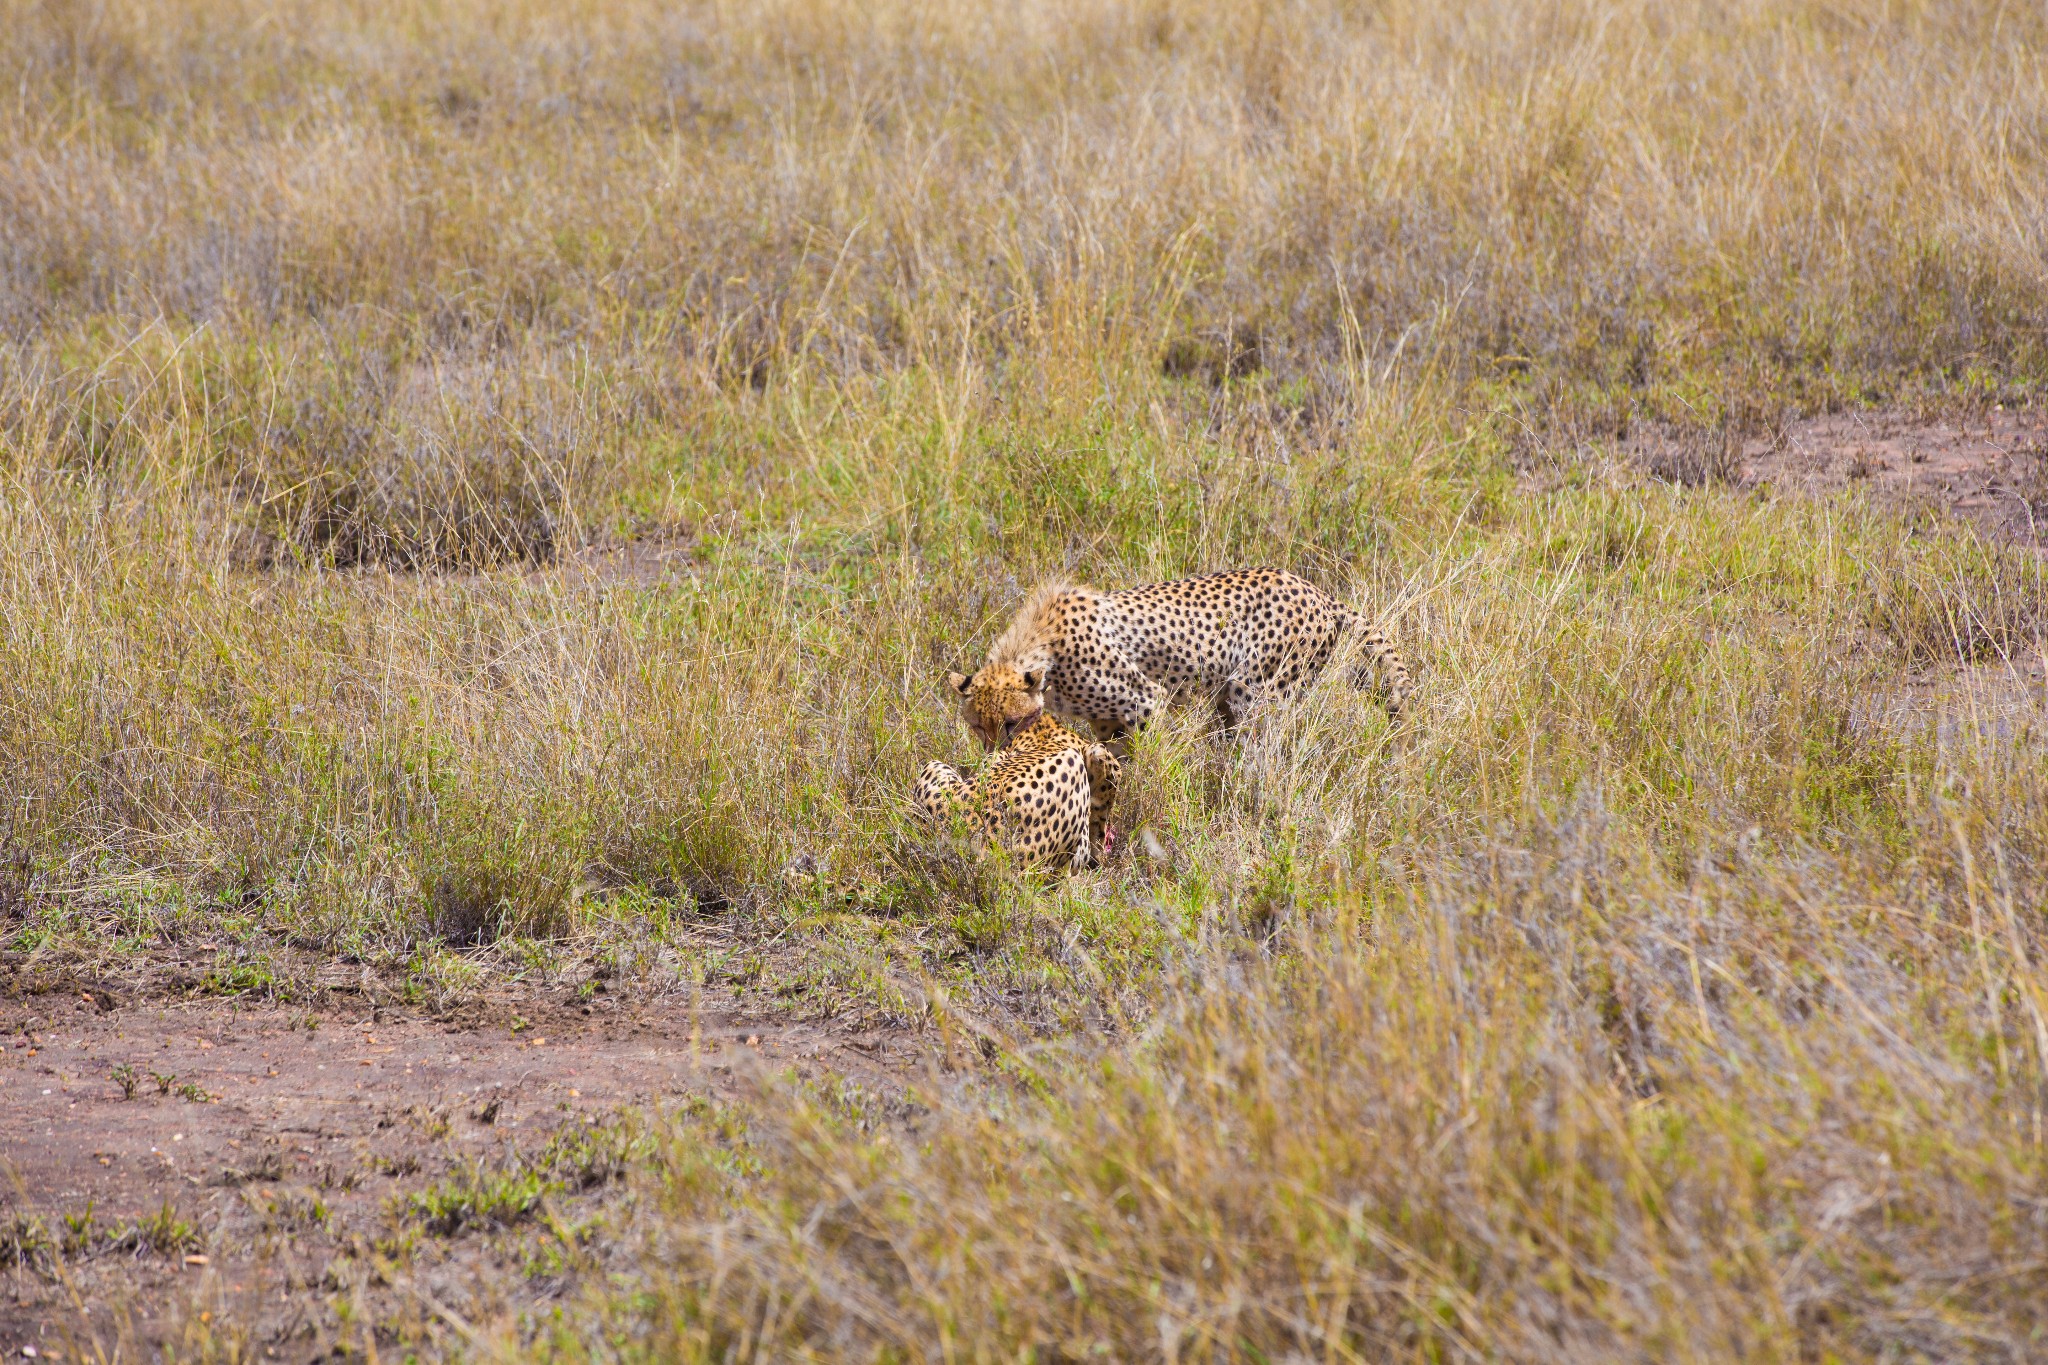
[3,0,2048,1358]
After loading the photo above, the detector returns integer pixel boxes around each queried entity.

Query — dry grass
[4,0,2048,1358]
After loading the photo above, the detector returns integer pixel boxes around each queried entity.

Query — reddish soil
[1633,405,2048,547]
[0,983,921,1361]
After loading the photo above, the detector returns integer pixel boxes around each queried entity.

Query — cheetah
[915,696,1120,871]
[950,567,1411,742]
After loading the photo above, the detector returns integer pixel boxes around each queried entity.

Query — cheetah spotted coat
[974,567,1411,740]
[915,713,1120,870]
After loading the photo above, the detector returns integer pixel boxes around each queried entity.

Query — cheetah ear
[948,670,973,695]
[1022,669,1044,693]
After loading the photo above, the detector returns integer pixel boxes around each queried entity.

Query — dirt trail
[0,984,921,1360]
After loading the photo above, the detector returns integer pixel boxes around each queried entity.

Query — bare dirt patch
[1633,405,2048,546]
[1850,656,2048,743]
[0,981,922,1361]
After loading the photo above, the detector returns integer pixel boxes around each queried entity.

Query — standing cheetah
[950,568,1410,742]
[916,696,1119,871]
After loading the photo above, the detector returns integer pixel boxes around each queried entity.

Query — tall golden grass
[3,0,2047,1357]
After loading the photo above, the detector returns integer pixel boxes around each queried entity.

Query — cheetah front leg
[1081,743,1121,858]
[914,760,975,824]
[1055,646,1166,742]
[1216,677,1261,731]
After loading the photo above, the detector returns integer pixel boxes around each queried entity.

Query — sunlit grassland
[3,0,2048,1356]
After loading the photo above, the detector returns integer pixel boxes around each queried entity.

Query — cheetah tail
[1335,604,1414,715]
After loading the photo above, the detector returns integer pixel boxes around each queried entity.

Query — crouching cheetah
[915,681,1120,870]
[951,567,1411,742]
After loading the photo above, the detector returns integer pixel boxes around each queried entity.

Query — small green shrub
[115,1202,201,1257]
[2,1214,54,1271]
[404,1163,554,1238]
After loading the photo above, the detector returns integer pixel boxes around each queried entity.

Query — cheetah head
[947,664,1044,750]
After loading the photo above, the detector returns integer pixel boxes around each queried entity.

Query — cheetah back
[1103,567,1348,702]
